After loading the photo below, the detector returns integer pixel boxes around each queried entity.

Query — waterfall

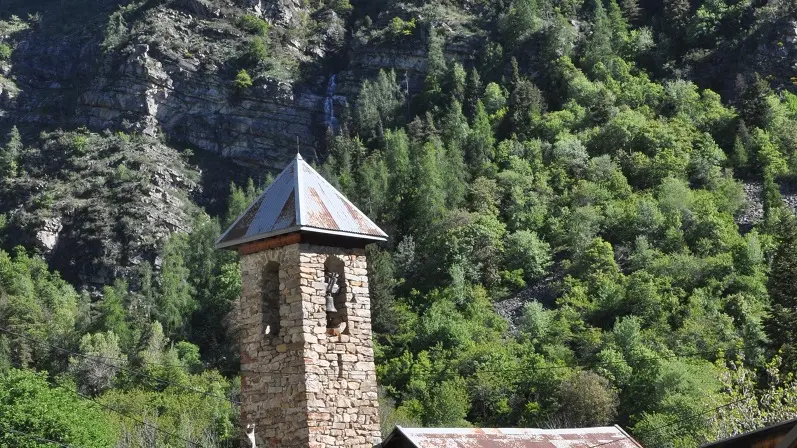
[324,74,339,133]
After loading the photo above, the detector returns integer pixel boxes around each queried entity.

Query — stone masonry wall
[298,245,381,448]
[238,243,310,447]
[237,241,381,448]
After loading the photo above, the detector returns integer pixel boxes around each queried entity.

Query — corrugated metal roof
[383,426,643,448]
[216,153,388,249]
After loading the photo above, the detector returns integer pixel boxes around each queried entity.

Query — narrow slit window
[262,261,280,338]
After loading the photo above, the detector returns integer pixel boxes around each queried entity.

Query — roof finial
[296,136,302,160]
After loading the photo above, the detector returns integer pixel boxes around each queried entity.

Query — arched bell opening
[323,256,348,335]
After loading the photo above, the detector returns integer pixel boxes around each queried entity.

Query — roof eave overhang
[215,225,387,250]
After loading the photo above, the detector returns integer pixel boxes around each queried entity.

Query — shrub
[115,163,132,182]
[330,0,353,15]
[245,36,268,64]
[505,230,552,282]
[483,82,507,115]
[238,14,270,36]
[389,17,416,38]
[0,43,11,61]
[102,10,128,52]
[233,69,253,91]
[554,371,619,427]
[34,191,54,209]
[71,134,89,154]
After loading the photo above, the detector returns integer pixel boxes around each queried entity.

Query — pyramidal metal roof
[215,153,388,249]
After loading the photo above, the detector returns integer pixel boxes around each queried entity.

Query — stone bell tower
[216,153,386,448]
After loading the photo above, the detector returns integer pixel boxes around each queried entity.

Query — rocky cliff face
[0,0,477,288]
[2,0,482,170]
[5,1,332,169]
[0,129,199,288]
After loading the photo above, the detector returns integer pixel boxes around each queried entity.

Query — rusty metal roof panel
[389,426,642,448]
[216,153,387,249]
[298,161,387,238]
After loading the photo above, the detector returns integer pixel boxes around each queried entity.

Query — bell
[325,294,338,313]
[324,271,340,313]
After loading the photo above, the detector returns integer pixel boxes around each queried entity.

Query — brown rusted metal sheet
[307,187,341,230]
[216,153,387,249]
[299,162,385,236]
[384,426,643,448]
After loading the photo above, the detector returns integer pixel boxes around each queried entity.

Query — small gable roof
[380,426,643,448]
[216,153,387,249]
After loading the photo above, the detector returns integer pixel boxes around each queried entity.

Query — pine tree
[621,0,641,22]
[440,101,469,209]
[583,0,614,71]
[355,155,389,219]
[765,214,797,370]
[385,129,411,230]
[424,28,447,99]
[500,0,541,49]
[330,134,362,198]
[356,69,403,142]
[446,62,466,104]
[96,280,133,351]
[762,171,782,228]
[467,100,495,170]
[464,68,482,120]
[731,122,750,170]
[508,58,546,135]
[225,182,249,227]
[664,0,690,34]
[0,126,21,179]
[157,234,196,337]
[740,73,775,130]
[407,140,446,235]
[606,0,629,52]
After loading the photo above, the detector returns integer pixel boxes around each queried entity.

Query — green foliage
[0,369,116,447]
[0,126,21,178]
[7,0,797,443]
[739,74,774,130]
[324,25,784,432]
[238,14,270,35]
[0,248,81,369]
[233,69,253,91]
[583,0,615,71]
[765,216,797,369]
[423,29,447,103]
[483,82,507,115]
[156,234,196,337]
[330,0,354,15]
[500,0,542,48]
[554,371,619,427]
[0,43,11,61]
[102,9,128,52]
[244,36,268,64]
[388,17,416,38]
[424,376,471,426]
[356,70,404,142]
[712,356,797,439]
[69,331,127,395]
[504,230,552,283]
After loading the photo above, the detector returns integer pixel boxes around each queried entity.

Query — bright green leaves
[0,369,116,448]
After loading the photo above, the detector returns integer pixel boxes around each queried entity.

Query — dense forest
[3,0,797,446]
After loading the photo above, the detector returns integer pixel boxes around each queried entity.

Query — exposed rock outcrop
[0,0,482,288]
